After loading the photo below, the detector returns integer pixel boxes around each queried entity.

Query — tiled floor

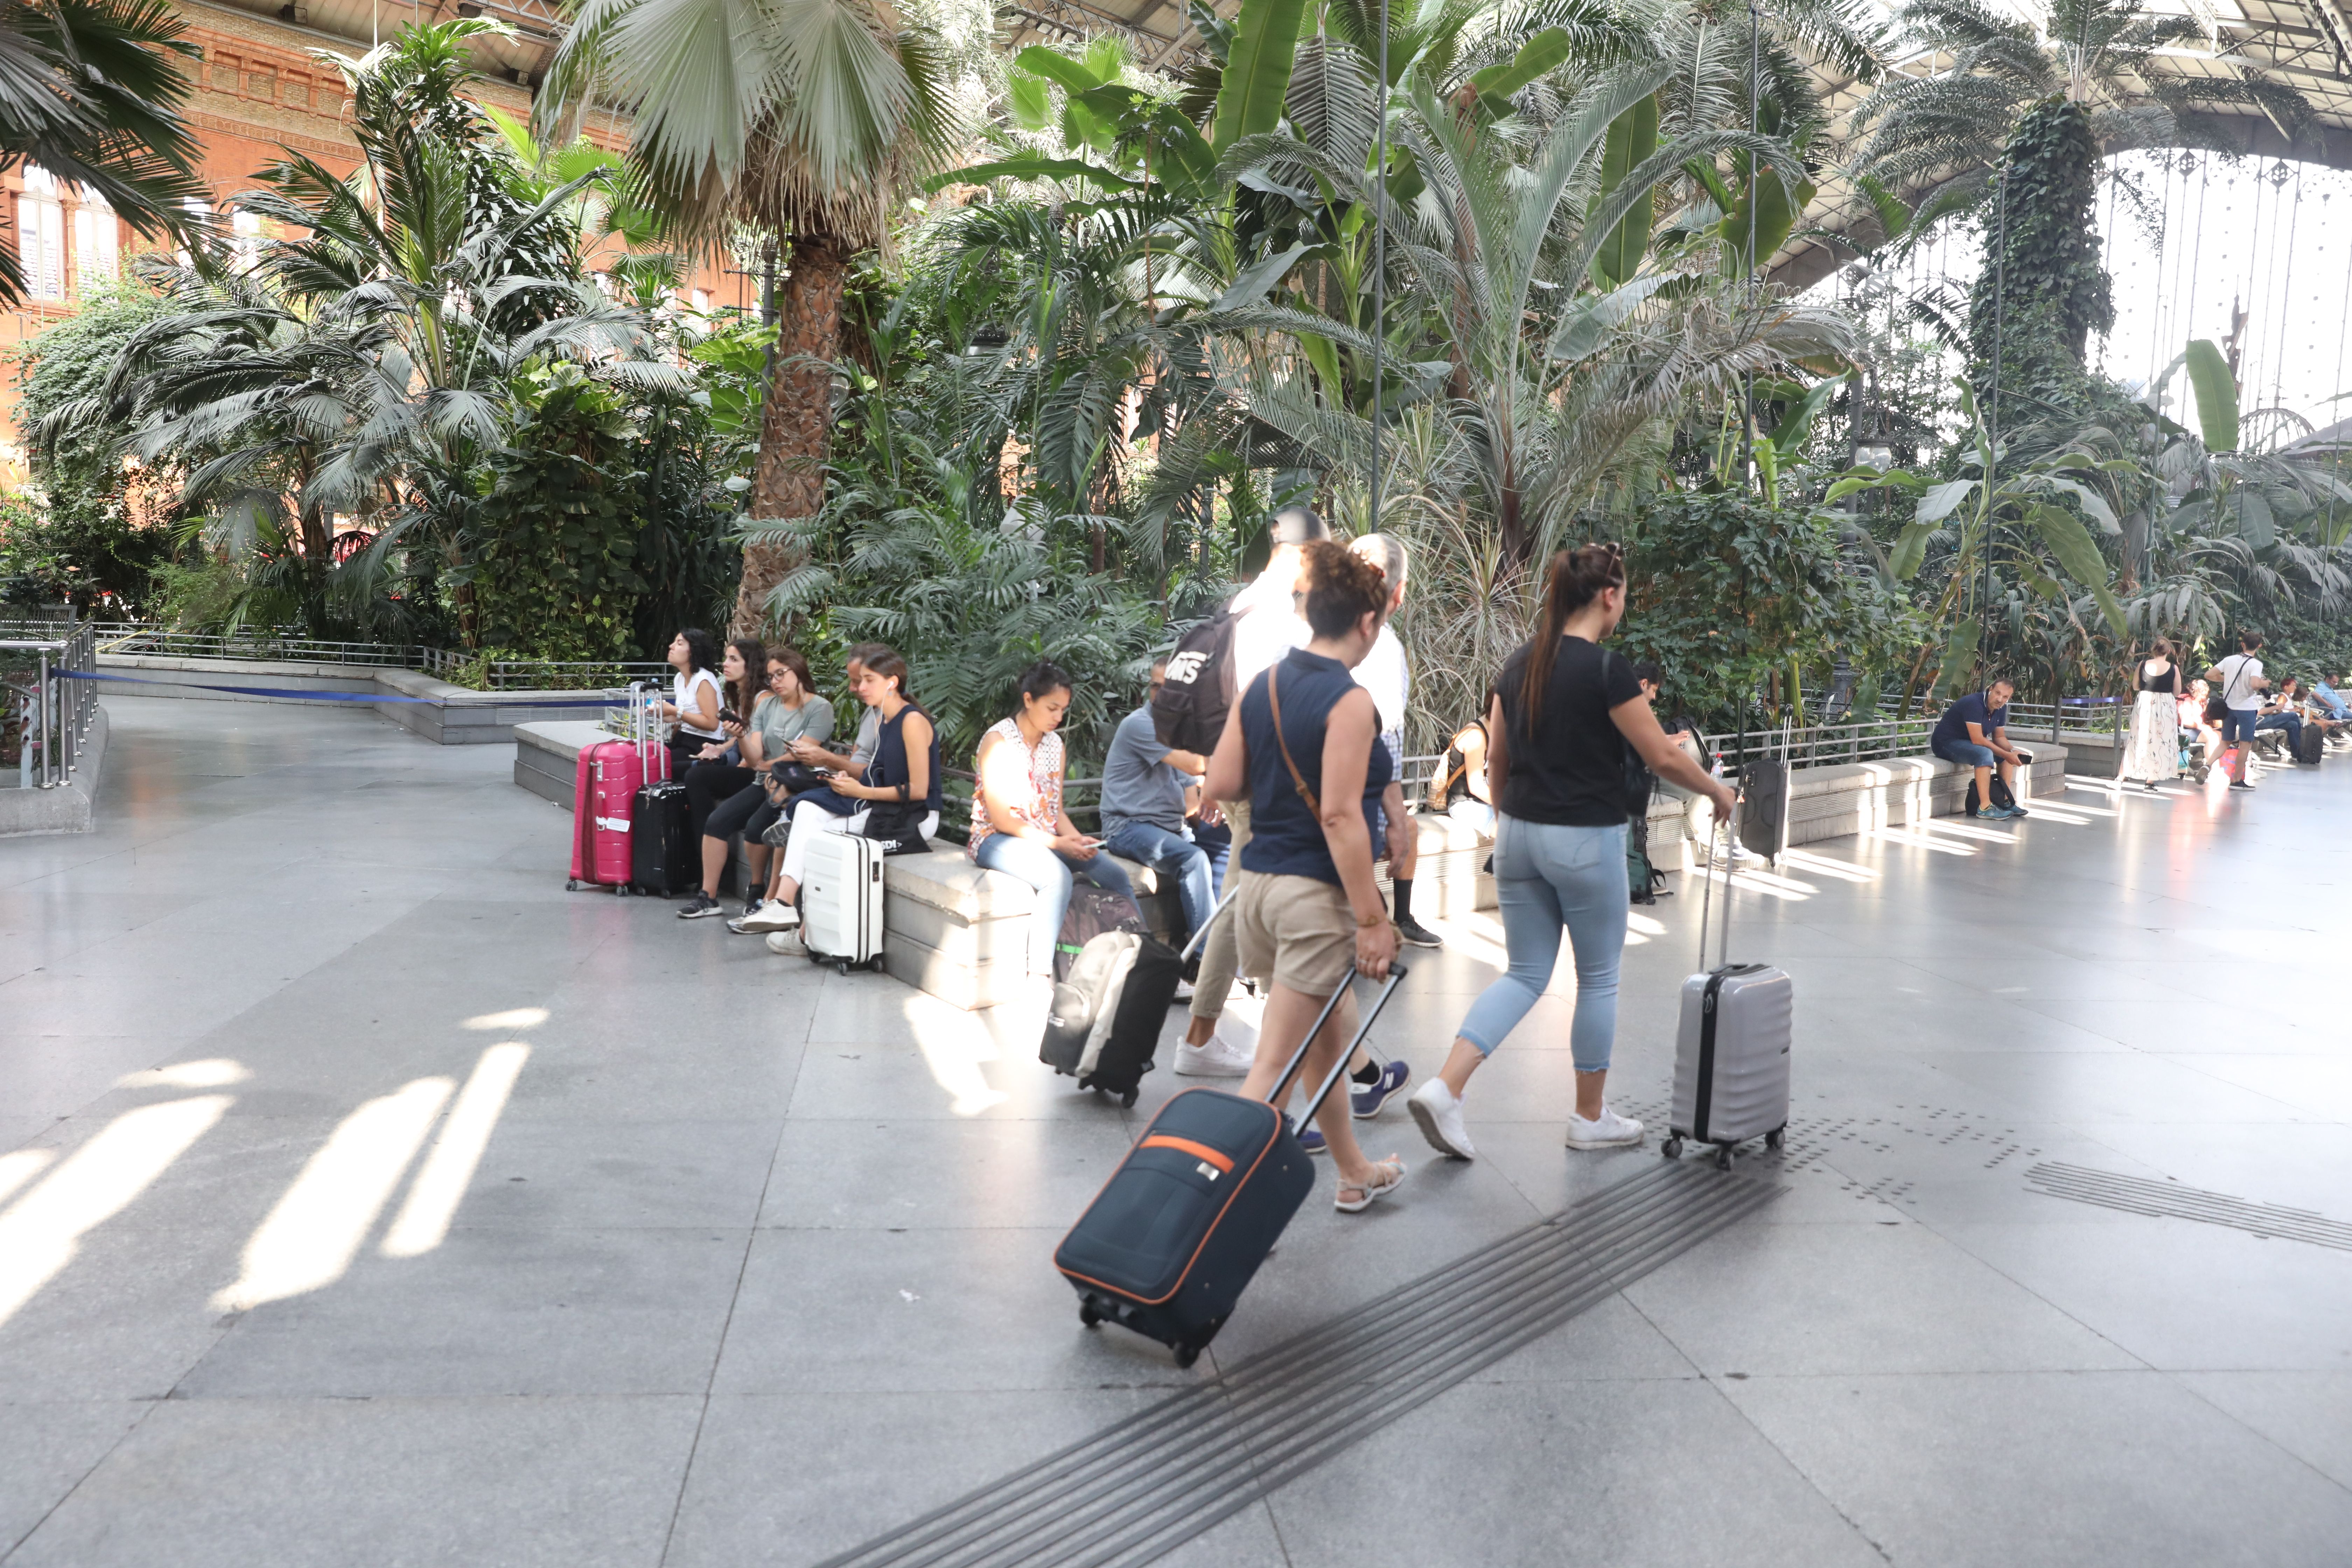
[2,696,2348,1565]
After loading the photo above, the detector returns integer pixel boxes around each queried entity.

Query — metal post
[1370,0,1388,538]
[36,649,51,788]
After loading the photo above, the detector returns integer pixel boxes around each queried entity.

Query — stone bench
[883,811,1502,1011]
[106,656,613,745]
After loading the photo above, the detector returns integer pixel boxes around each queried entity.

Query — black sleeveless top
[1239,648,1393,887]
[867,704,944,812]
[2138,662,2181,694]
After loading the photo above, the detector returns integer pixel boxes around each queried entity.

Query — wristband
[1355,912,1386,930]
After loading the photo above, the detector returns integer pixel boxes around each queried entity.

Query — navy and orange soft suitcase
[1055,962,1407,1367]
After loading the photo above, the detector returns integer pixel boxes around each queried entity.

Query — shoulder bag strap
[1265,662,1322,818]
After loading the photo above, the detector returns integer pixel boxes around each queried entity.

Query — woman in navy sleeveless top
[765,647,940,933]
[1202,542,1407,1214]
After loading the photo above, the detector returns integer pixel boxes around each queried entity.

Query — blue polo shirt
[1932,691,2008,754]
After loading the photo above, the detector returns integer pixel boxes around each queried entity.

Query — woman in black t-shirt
[1405,544,1735,1163]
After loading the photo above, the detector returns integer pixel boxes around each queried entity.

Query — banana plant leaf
[1469,26,1575,117]
[1588,91,1659,289]
[1210,0,1310,153]
[2184,338,2239,454]
[1934,619,1982,696]
[1915,478,1975,524]
[1890,520,1934,579]
[2029,503,2126,636]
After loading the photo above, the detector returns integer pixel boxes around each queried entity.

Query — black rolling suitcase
[1055,961,1407,1367]
[1737,756,1789,862]
[2296,723,2325,765]
[630,776,695,896]
[1041,931,1183,1106]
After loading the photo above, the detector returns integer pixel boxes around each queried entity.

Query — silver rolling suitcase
[1664,805,1792,1168]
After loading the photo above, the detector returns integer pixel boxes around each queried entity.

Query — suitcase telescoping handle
[1266,961,1410,1132]
[1178,882,1241,963]
[1696,798,1737,973]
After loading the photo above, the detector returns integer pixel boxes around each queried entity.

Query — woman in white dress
[2121,638,2184,792]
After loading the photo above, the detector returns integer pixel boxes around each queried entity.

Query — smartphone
[718,708,741,727]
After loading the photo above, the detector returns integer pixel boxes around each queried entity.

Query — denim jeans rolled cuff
[1933,739,2000,771]
[974,832,1140,974]
[1454,815,1628,1074]
[2220,708,2260,745]
[1102,821,1215,939]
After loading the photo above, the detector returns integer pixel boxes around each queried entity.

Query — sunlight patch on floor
[383,1044,530,1259]
[1780,849,1880,882]
[0,1148,55,1211]
[214,1078,451,1312]
[463,1007,548,1032]
[1865,826,1977,856]
[0,1096,231,1328]
[907,998,1010,1116]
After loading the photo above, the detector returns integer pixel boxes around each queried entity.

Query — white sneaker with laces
[1172,978,1196,1003]
[1564,1106,1645,1150]
[764,930,804,955]
[1173,1028,1254,1077]
[1407,1079,1476,1161]
[740,899,799,933]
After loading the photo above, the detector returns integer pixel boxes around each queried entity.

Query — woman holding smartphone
[762,647,941,932]
[969,659,1143,977]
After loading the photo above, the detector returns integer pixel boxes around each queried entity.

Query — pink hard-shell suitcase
[568,686,668,891]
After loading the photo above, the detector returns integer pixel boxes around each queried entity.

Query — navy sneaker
[1351,1058,1411,1119]
[1297,1124,1328,1155]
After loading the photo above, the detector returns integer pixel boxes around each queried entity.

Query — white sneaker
[764,930,803,955]
[1172,978,1196,1003]
[1407,1079,1476,1161]
[739,899,799,933]
[1564,1106,1645,1150]
[1173,1029,1254,1077]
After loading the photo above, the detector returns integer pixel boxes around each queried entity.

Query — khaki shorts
[1233,869,1356,996]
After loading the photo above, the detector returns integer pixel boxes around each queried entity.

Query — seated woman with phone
[678,647,835,920]
[677,638,769,848]
[968,660,1143,977]
[751,646,943,937]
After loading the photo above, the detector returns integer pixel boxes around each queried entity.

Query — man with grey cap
[1174,504,1328,1077]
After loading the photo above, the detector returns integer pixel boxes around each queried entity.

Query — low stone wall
[1640,746,2072,866]
[96,655,612,745]
[0,704,108,837]
[510,720,2073,1008]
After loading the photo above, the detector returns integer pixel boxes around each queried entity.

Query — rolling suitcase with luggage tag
[570,685,663,893]
[799,829,886,974]
[1664,805,1792,1169]
[629,761,694,897]
[1736,753,1790,863]
[1056,960,1408,1368]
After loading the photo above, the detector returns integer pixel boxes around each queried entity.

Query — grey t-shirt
[1100,705,1189,835]
[754,693,835,763]
[848,705,880,770]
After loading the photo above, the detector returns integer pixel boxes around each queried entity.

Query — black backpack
[1152,605,1247,754]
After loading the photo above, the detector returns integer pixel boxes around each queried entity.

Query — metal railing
[2,623,99,789]
[53,621,671,694]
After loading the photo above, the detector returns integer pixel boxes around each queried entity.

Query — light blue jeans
[1456,815,1629,1073]
[1102,821,1214,941]
[973,832,1139,974]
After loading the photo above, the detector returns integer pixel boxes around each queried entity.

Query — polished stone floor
[2,696,2348,1567]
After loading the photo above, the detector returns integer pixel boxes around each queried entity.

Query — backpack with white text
[1152,606,1247,754]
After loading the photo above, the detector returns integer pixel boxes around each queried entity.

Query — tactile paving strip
[2026,1162,2352,1251]
[813,1162,1780,1568]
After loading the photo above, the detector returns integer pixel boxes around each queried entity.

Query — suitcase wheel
[1765,1126,1785,1151]
[1661,1136,1682,1160]
[1172,1343,1200,1370]
[565,879,579,892]
[868,955,886,973]
[834,958,854,975]
[1078,1300,1102,1329]
[1120,1089,1138,1110]
[1714,1146,1735,1171]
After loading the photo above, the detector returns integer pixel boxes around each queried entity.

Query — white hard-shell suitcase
[1664,804,1792,1168]
[801,831,886,974]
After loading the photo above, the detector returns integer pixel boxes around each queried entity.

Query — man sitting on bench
[1931,677,2030,820]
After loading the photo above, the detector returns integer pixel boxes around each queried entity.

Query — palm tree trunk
[733,236,848,638]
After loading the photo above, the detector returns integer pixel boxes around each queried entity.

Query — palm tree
[1849,0,2312,239]
[63,21,678,640]
[538,0,961,635]
[0,0,206,304]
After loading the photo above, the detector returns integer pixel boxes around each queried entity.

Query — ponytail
[1517,542,1626,734]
